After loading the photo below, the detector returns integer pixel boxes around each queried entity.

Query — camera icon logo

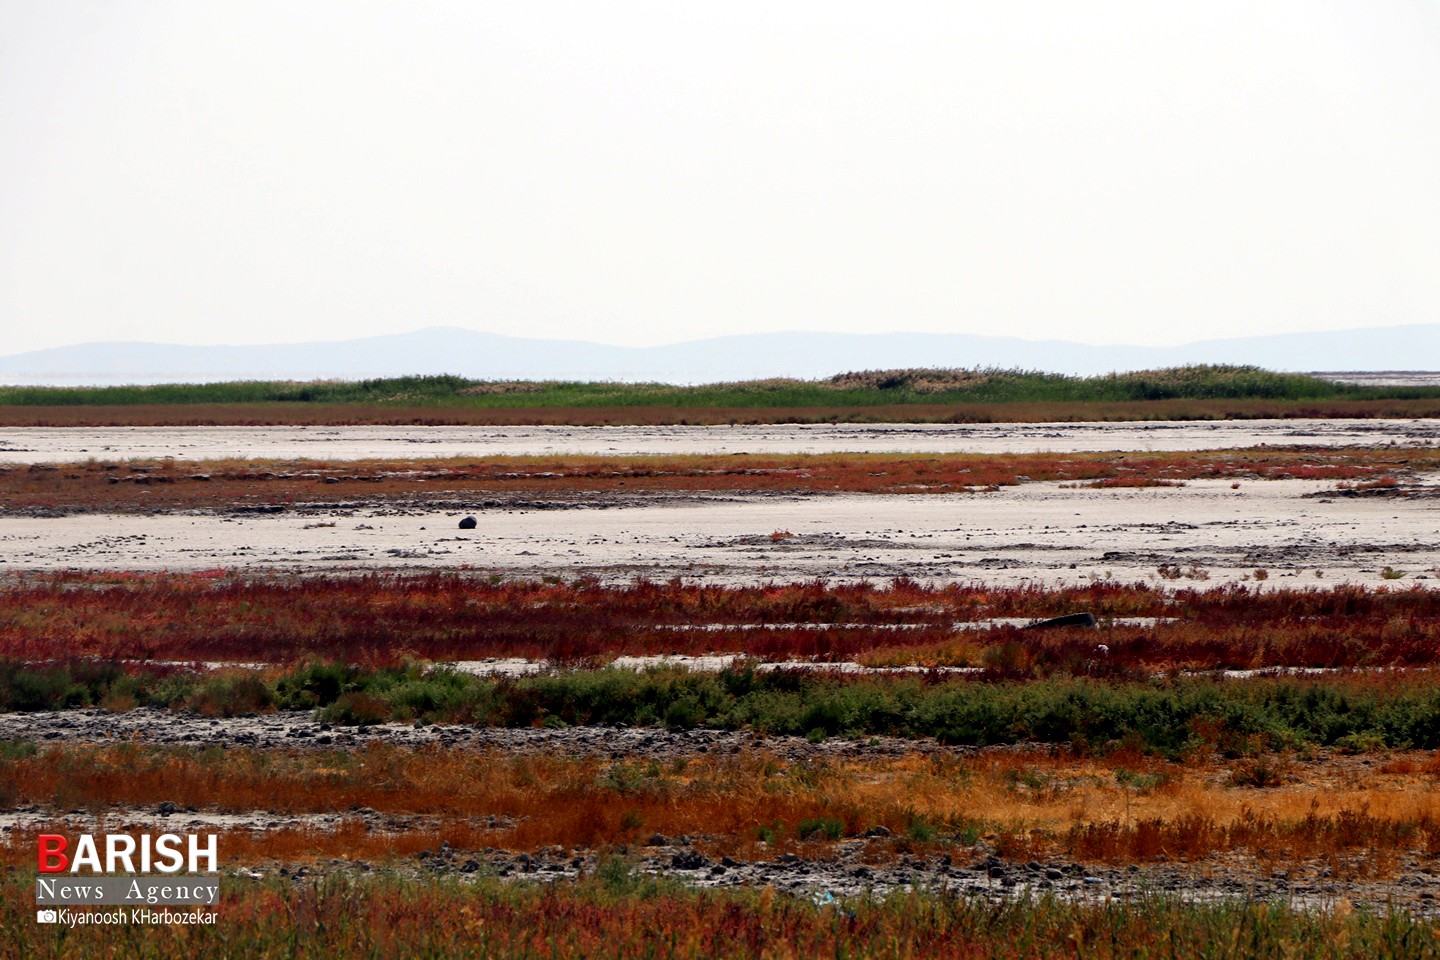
[36,909,58,924]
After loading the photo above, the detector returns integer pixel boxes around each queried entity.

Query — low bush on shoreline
[5,659,1440,756]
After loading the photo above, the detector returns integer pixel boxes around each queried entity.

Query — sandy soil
[3,478,1436,587]
[3,418,1440,464]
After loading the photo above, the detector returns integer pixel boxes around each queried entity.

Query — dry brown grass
[5,742,1440,875]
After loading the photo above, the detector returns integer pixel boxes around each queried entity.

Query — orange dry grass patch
[7,743,1440,873]
[0,744,865,862]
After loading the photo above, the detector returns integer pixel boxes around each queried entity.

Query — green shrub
[905,815,938,843]
[186,675,274,717]
[276,661,364,709]
[797,817,844,840]
[320,692,391,726]
[0,663,89,710]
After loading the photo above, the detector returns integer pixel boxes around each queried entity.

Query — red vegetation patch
[3,573,1440,670]
[1078,477,1186,489]
[0,448,1431,513]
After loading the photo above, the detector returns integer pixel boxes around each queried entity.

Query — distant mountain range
[1,325,1437,385]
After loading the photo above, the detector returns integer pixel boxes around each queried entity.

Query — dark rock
[1023,612,1097,631]
[671,851,709,870]
[458,516,478,530]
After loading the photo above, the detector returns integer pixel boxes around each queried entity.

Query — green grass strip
[3,366,1436,409]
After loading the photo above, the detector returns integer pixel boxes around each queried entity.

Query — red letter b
[38,835,68,873]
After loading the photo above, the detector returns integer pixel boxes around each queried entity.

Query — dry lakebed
[4,418,1440,923]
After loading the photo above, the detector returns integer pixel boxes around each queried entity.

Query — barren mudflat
[3,478,1436,587]
[3,417,1440,463]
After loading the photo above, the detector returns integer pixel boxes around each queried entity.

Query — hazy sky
[3,1,1438,354]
